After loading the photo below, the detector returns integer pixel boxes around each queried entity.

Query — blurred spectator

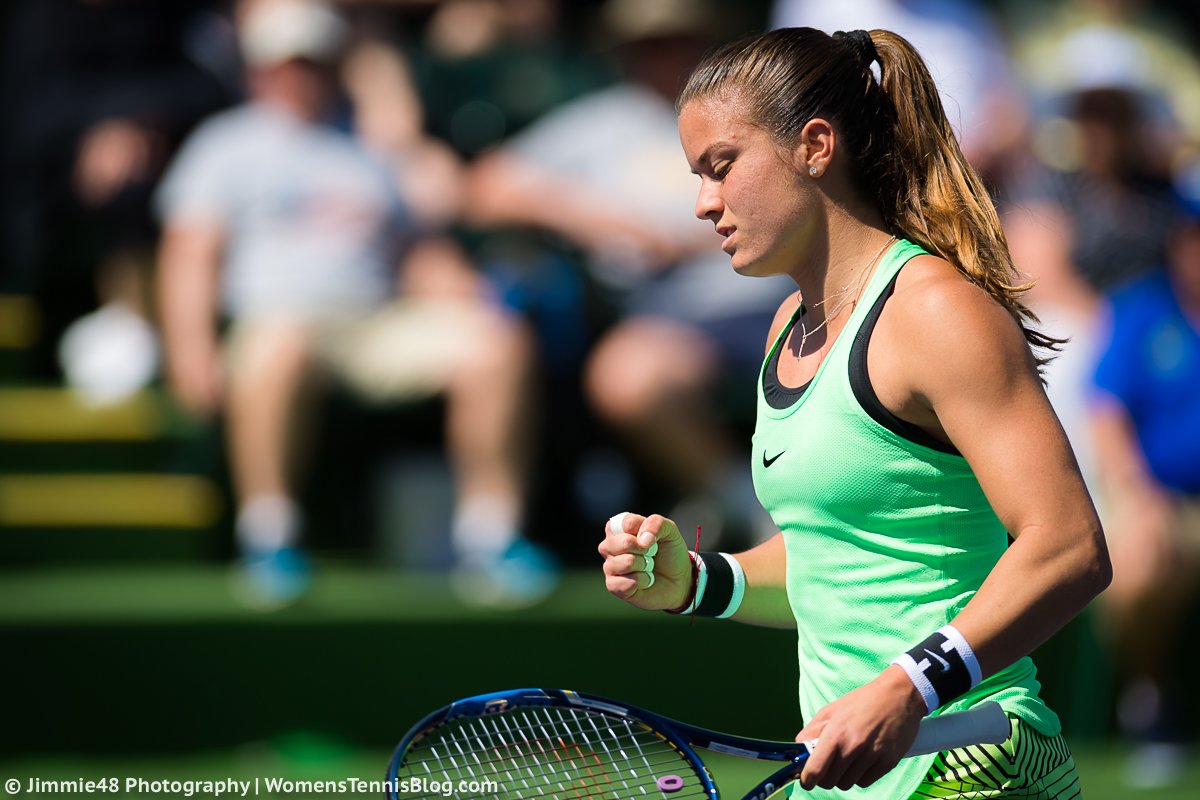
[1087,183,1200,788]
[466,0,793,544]
[1006,0,1200,149]
[1009,87,1176,311]
[0,0,236,384]
[770,0,1028,185]
[408,0,614,158]
[155,0,554,608]
[340,41,465,231]
[1005,86,1176,493]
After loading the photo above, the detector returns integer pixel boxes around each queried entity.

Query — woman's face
[679,97,819,278]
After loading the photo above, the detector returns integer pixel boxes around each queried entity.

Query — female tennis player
[598,28,1111,799]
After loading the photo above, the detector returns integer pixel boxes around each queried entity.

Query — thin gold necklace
[795,235,896,358]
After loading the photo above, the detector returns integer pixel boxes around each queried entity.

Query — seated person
[156,0,553,608]
[1089,184,1200,787]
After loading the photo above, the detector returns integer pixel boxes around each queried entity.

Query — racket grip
[905,702,1010,757]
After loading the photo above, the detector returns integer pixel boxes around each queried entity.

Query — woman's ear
[796,118,836,178]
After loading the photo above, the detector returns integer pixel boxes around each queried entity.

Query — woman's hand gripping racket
[385,688,1011,800]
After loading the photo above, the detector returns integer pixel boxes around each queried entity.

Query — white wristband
[677,551,707,615]
[937,624,983,687]
[891,652,940,714]
[891,623,983,714]
[716,553,746,619]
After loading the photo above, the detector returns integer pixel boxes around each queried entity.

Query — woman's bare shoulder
[884,253,1036,395]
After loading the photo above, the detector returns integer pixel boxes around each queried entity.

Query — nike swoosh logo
[762,450,785,468]
[924,648,951,673]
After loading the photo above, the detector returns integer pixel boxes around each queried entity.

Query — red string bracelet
[665,525,702,626]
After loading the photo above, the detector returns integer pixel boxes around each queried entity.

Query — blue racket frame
[385,687,814,800]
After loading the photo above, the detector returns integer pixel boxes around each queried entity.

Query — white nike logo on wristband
[924,649,951,672]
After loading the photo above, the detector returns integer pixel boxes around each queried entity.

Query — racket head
[386,688,719,800]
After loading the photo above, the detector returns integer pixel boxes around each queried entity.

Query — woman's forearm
[951,521,1111,679]
[729,533,795,629]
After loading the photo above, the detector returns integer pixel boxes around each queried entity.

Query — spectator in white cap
[156,0,555,608]
[237,0,349,69]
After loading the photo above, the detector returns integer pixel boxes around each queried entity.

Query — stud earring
[810,167,819,176]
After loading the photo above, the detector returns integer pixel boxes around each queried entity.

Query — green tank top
[750,240,1061,800]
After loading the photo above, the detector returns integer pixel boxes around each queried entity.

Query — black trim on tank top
[849,271,961,456]
[762,310,812,409]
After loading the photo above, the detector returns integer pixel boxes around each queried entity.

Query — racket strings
[401,712,678,770]
[395,705,711,800]
[412,709,698,797]
[401,708,672,772]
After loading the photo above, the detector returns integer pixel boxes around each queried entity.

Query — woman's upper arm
[887,268,1099,541]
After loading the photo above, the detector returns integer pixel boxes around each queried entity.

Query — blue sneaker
[231,546,311,610]
[451,540,561,609]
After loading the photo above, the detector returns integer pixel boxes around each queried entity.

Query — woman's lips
[717,226,735,252]
[720,232,736,252]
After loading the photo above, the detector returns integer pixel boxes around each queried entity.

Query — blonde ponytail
[868,30,1061,364]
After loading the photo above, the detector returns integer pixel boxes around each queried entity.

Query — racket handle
[906,701,1010,757]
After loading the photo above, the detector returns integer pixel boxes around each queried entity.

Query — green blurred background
[3,0,1200,796]
[3,561,1199,798]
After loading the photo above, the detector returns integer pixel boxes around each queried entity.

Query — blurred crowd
[2,0,1200,783]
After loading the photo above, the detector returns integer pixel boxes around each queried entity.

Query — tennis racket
[385,687,1010,800]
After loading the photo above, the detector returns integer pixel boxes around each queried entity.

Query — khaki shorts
[225,299,504,403]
